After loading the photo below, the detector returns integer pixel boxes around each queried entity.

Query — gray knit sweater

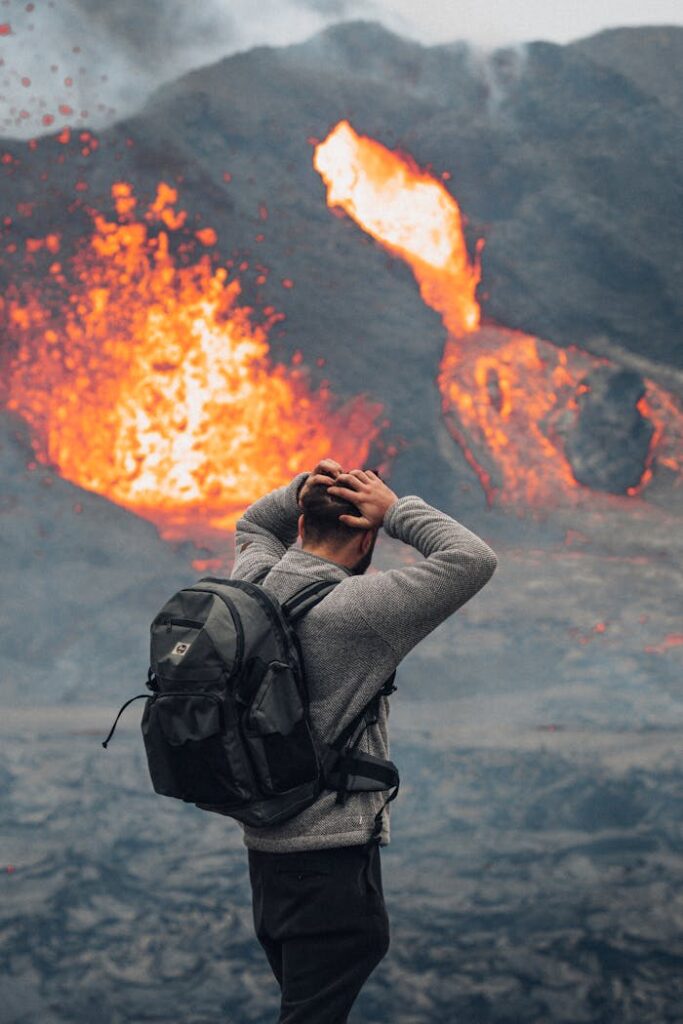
[231,473,497,852]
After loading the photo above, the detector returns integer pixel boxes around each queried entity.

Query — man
[232,460,497,1023]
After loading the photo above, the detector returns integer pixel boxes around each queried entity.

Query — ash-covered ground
[2,443,683,1022]
[2,701,683,1023]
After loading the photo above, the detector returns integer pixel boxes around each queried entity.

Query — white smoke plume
[0,0,371,138]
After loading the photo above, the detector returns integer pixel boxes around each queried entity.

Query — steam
[0,0,369,139]
[2,1,678,141]
[464,42,529,117]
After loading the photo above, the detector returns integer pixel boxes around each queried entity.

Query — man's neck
[300,542,356,570]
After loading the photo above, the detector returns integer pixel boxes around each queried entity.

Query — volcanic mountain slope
[0,21,681,516]
[571,25,683,116]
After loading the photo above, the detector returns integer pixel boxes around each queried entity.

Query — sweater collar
[274,547,353,580]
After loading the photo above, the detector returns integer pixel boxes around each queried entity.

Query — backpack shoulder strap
[282,580,339,623]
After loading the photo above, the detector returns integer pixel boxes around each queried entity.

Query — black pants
[248,842,390,1024]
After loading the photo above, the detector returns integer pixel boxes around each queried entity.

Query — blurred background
[1,2,682,1021]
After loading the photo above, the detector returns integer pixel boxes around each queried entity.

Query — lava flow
[314,120,683,506]
[3,182,382,543]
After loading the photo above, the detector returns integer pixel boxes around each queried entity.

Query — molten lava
[3,182,382,543]
[314,121,683,506]
[314,120,481,338]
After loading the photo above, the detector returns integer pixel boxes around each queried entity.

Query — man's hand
[327,470,398,529]
[297,458,343,507]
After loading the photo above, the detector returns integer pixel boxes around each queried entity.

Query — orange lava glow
[314,120,481,338]
[440,326,683,505]
[3,182,383,543]
[314,121,683,507]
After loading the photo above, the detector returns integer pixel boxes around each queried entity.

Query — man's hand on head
[297,459,344,507]
[327,470,398,530]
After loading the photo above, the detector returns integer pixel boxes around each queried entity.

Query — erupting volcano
[2,182,382,544]
[314,121,683,506]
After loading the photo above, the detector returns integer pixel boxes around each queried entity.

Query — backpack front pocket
[142,693,254,805]
[243,665,319,795]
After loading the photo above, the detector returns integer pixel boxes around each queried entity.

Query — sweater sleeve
[231,472,308,582]
[345,495,497,663]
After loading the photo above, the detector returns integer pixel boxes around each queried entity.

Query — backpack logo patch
[172,642,191,657]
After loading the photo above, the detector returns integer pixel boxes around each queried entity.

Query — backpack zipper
[162,617,205,632]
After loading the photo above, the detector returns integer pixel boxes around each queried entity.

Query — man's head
[298,483,377,575]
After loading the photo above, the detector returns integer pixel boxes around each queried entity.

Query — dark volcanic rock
[562,367,654,493]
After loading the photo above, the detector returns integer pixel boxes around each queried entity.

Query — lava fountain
[2,182,383,544]
[314,121,682,506]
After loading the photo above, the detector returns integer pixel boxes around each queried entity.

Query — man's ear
[297,513,305,542]
[359,528,375,554]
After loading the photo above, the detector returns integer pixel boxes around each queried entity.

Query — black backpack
[103,576,399,835]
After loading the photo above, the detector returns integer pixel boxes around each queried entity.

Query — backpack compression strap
[326,672,398,804]
[282,578,400,822]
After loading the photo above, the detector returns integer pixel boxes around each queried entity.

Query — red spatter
[195,227,216,246]
[57,128,70,144]
[21,76,30,87]
[0,24,11,36]
[281,278,294,289]
[59,104,73,116]
[644,633,683,654]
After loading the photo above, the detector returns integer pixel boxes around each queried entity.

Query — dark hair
[300,483,363,546]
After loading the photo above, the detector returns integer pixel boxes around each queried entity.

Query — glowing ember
[314,121,683,506]
[3,182,383,544]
